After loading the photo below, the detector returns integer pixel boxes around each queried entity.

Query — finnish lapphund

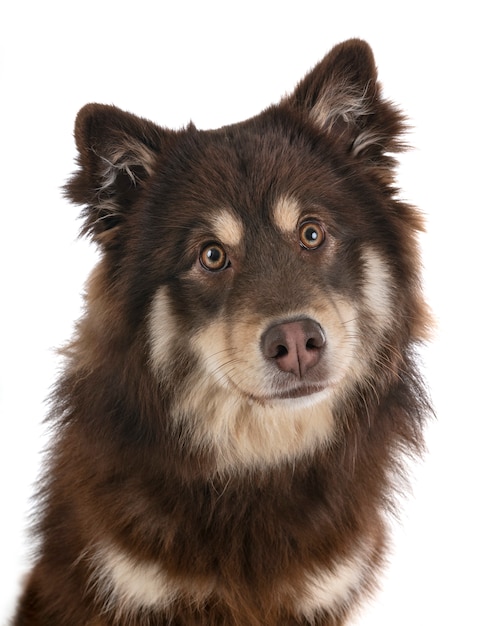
[14,39,431,625]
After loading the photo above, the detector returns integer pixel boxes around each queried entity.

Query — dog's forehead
[201,196,301,242]
[187,203,311,268]
[182,120,319,191]
[164,124,334,239]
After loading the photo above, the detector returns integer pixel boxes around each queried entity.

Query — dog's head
[65,40,429,471]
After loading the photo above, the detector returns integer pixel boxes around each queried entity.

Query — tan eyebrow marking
[210,209,244,247]
[272,195,302,233]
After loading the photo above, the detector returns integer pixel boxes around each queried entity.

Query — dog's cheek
[147,286,182,379]
[360,249,394,333]
[190,316,267,393]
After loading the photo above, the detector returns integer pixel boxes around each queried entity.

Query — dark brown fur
[13,40,431,625]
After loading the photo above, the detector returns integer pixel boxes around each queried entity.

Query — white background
[1,1,478,623]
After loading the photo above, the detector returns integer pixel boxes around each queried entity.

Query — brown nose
[261,318,325,378]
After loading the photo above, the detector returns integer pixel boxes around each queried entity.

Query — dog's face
[145,126,397,469]
[66,41,426,471]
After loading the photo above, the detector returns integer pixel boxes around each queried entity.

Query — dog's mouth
[268,383,328,400]
[240,380,333,405]
[226,375,330,405]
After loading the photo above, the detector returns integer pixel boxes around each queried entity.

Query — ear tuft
[65,104,170,247]
[286,39,407,180]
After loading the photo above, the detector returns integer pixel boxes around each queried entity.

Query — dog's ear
[65,104,171,247]
[285,39,406,181]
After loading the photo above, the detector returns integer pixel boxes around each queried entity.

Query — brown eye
[298,220,325,250]
[199,243,229,272]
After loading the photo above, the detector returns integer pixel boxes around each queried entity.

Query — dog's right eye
[199,243,230,272]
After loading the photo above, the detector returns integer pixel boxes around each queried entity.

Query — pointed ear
[285,39,407,180]
[65,104,171,247]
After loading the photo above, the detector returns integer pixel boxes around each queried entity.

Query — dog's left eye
[199,243,230,272]
[298,220,325,250]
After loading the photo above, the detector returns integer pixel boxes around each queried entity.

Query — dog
[13,39,431,625]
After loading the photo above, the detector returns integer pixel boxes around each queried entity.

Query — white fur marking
[91,544,214,616]
[90,541,371,619]
[148,287,178,376]
[297,543,372,619]
[361,249,393,329]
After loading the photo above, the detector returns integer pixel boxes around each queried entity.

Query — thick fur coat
[14,40,431,625]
